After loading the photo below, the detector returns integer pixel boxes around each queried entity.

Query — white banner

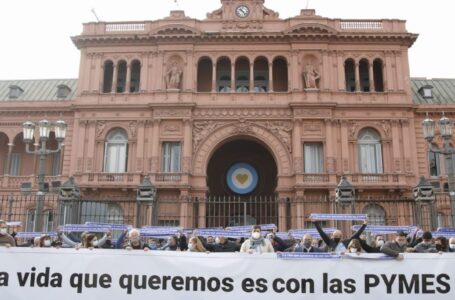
[0,248,455,299]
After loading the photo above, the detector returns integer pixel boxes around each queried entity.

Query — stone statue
[165,61,183,90]
[303,63,320,89]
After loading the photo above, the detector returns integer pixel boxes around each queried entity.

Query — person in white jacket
[240,225,274,254]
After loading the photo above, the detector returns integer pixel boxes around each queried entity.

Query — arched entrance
[205,138,278,227]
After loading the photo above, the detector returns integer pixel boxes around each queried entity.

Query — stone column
[136,121,145,172]
[268,62,273,92]
[211,63,217,92]
[325,120,335,173]
[395,51,404,91]
[125,63,132,93]
[382,62,388,91]
[150,119,161,173]
[292,120,303,174]
[4,143,14,175]
[369,63,375,92]
[111,65,118,93]
[337,52,345,91]
[92,54,102,93]
[391,120,401,173]
[249,62,254,92]
[291,51,299,91]
[322,50,330,90]
[140,53,149,92]
[385,51,394,91]
[99,63,105,92]
[340,121,350,173]
[182,119,192,173]
[355,62,360,92]
[230,62,235,91]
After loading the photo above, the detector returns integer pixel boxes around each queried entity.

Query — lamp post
[136,176,157,227]
[421,113,455,227]
[23,119,67,232]
[335,175,356,229]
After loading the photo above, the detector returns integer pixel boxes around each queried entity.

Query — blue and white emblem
[226,163,258,195]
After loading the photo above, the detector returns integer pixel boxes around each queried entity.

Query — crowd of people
[1,219,455,259]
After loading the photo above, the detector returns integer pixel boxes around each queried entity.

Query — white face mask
[450,244,455,250]
[215,238,220,244]
[0,228,7,235]
[350,248,358,253]
[252,232,261,239]
[44,240,51,247]
[92,240,99,247]
[376,240,385,247]
[188,243,194,250]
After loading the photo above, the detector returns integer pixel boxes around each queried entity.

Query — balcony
[74,173,141,189]
[0,175,66,191]
[155,173,182,183]
[297,173,408,189]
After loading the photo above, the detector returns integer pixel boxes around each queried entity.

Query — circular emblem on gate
[226,163,258,195]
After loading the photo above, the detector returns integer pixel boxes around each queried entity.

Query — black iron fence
[0,194,453,233]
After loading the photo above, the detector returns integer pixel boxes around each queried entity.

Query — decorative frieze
[193,108,292,119]
[294,109,331,118]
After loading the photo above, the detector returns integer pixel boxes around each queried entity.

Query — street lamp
[421,113,455,226]
[136,176,157,227]
[22,119,67,232]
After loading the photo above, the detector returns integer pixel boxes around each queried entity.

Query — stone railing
[155,173,182,183]
[339,21,383,30]
[302,174,330,183]
[105,23,146,32]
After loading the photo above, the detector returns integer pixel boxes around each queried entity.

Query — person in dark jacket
[381,231,409,259]
[294,234,324,253]
[412,231,437,253]
[434,236,448,252]
[266,232,291,252]
[312,218,368,254]
[213,236,240,252]
[360,235,385,253]
[449,237,455,253]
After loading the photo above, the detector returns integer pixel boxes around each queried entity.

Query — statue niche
[165,59,183,90]
[302,58,321,90]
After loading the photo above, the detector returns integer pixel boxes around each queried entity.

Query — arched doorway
[205,138,278,227]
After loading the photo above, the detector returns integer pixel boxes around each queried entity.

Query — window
[428,150,440,177]
[362,204,386,225]
[272,57,288,92]
[9,153,21,175]
[197,57,212,92]
[104,129,128,173]
[254,57,269,92]
[304,143,324,173]
[8,85,24,99]
[358,128,383,173]
[235,57,250,92]
[418,85,434,99]
[26,209,54,232]
[56,84,71,98]
[344,59,356,92]
[130,60,141,93]
[373,59,384,92]
[116,61,127,93]
[103,61,114,93]
[359,59,370,92]
[161,142,181,172]
[216,57,231,92]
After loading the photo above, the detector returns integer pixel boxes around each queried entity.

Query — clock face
[235,5,250,18]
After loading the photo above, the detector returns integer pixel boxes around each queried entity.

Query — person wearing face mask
[240,225,274,253]
[213,236,240,252]
[359,235,385,253]
[381,231,410,259]
[347,239,363,255]
[159,236,178,251]
[39,235,53,248]
[434,236,448,253]
[0,220,16,247]
[448,237,455,252]
[187,237,207,252]
[77,234,99,249]
[266,232,290,252]
[294,234,323,253]
[413,231,437,253]
[311,218,368,254]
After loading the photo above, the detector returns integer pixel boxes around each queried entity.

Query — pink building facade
[1,0,454,230]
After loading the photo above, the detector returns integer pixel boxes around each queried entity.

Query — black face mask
[333,238,341,244]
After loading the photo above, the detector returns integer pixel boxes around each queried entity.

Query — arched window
[362,204,386,225]
[116,61,127,93]
[235,57,250,92]
[102,60,114,93]
[197,57,213,92]
[254,57,269,92]
[373,59,384,92]
[358,128,383,174]
[104,128,128,173]
[130,60,141,93]
[359,59,370,92]
[216,57,231,92]
[428,145,441,177]
[344,59,356,92]
[273,57,288,92]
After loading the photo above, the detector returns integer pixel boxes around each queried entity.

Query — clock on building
[235,5,250,18]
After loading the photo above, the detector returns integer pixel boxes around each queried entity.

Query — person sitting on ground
[0,220,15,247]
[240,225,274,253]
[125,228,149,251]
[381,231,410,259]
[294,234,324,253]
[347,238,363,255]
[311,218,368,254]
[412,231,437,253]
[187,236,207,253]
